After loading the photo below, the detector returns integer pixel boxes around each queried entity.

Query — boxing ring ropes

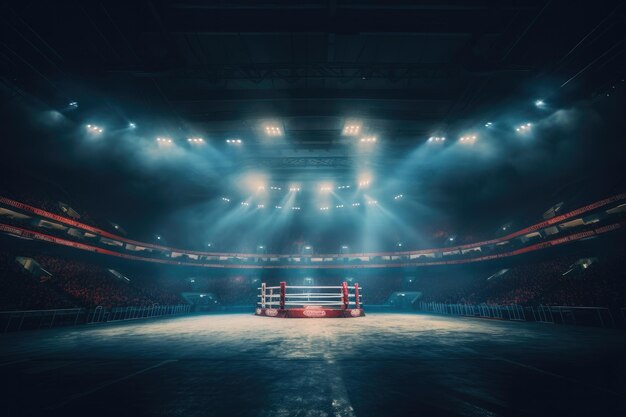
[255,281,365,318]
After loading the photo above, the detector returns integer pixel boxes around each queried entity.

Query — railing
[418,302,621,328]
[0,304,191,332]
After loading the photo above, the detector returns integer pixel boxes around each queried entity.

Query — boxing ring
[255,281,365,318]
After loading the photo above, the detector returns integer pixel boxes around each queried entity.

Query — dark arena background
[2,1,626,416]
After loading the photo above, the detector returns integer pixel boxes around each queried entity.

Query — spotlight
[397,243,402,247]
[68,101,78,109]
[367,200,378,205]
[86,124,104,134]
[319,185,333,192]
[535,99,545,107]
[394,194,404,200]
[352,202,361,207]
[289,187,301,192]
[128,122,136,129]
[240,202,250,206]
[484,122,493,128]
[336,204,344,208]
[156,137,172,143]
[257,204,265,209]
[226,139,242,144]
[320,206,329,211]
[291,206,300,210]
[264,124,282,137]
[342,122,362,136]
[360,136,377,143]
[188,137,204,143]
[428,136,445,143]
[515,123,532,132]
[270,186,282,191]
[358,180,371,187]
[221,197,230,202]
[275,205,282,209]
[459,135,477,143]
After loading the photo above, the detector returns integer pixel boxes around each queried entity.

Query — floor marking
[46,359,178,409]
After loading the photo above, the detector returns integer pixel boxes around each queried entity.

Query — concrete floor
[1,313,625,417]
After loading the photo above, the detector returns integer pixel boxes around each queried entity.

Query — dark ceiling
[3,0,624,148]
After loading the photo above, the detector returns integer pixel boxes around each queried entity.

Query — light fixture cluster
[156,137,172,143]
[264,125,282,136]
[459,135,477,143]
[343,124,361,136]
[319,186,333,192]
[257,204,265,209]
[240,202,250,206]
[335,204,344,208]
[367,200,378,205]
[320,206,330,211]
[360,136,377,143]
[289,187,301,192]
[86,124,103,134]
[270,186,282,190]
[337,185,351,190]
[187,137,204,143]
[358,180,371,187]
[226,138,242,144]
[221,197,230,202]
[291,206,301,210]
[428,136,446,142]
[394,194,404,200]
[515,123,532,132]
[352,202,361,207]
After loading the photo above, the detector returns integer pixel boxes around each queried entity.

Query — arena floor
[1,313,625,417]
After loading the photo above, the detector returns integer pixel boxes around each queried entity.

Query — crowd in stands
[0,252,73,310]
[0,253,186,311]
[418,252,626,307]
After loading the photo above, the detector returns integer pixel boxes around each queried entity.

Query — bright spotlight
[342,123,361,136]
[128,122,136,129]
[240,202,250,206]
[257,204,265,209]
[459,135,477,144]
[367,200,378,205]
[221,197,230,202]
[336,204,344,208]
[320,206,329,211]
[359,136,377,143]
[275,205,282,209]
[86,124,104,134]
[319,184,333,192]
[515,123,532,133]
[68,101,78,109]
[428,136,445,143]
[188,137,204,143]
[352,202,361,207]
[264,124,283,137]
[535,99,545,107]
[289,186,301,192]
[291,206,301,210]
[484,122,493,128]
[226,139,242,144]
[156,137,172,144]
[394,194,404,200]
[270,186,282,191]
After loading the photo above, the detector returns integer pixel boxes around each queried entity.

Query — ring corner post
[279,281,286,310]
[261,282,266,309]
[354,283,360,309]
[342,281,349,310]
